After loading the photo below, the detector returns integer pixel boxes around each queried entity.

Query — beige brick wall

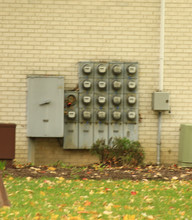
[1,0,191,165]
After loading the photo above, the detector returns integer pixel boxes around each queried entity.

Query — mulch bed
[1,164,192,181]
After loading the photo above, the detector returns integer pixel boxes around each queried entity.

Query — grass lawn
[1,177,192,219]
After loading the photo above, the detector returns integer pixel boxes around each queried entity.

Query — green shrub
[90,137,144,166]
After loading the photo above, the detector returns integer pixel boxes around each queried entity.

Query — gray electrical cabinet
[152,92,170,111]
[27,76,64,137]
[64,61,139,149]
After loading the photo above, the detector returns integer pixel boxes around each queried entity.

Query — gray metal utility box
[152,92,170,111]
[27,76,64,137]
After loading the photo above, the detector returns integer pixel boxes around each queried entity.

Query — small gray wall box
[27,76,64,137]
[152,92,170,111]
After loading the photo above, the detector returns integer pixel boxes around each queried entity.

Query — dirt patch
[1,164,192,181]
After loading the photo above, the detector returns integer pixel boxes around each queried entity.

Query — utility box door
[152,92,170,111]
[27,76,64,137]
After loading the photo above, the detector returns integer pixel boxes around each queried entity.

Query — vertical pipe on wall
[159,0,165,91]
[157,0,165,165]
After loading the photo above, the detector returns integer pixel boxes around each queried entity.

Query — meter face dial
[98,81,107,90]
[97,111,106,120]
[127,96,136,105]
[68,95,76,103]
[112,65,122,75]
[127,65,137,74]
[82,96,91,104]
[112,111,121,120]
[97,64,107,74]
[83,80,92,89]
[67,111,76,119]
[83,64,92,74]
[112,80,122,90]
[65,95,77,107]
[82,110,91,120]
[127,111,136,120]
[112,96,121,105]
[97,96,106,105]
[128,81,136,90]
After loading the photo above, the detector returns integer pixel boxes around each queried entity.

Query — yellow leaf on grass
[40,191,45,196]
[69,217,82,220]
[48,167,56,171]
[77,206,84,211]
[51,214,59,219]
[124,205,134,210]
[113,205,121,209]
[123,215,135,220]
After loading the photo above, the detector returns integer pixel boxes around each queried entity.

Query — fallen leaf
[84,201,91,206]
[123,215,135,220]
[172,176,178,180]
[103,210,112,215]
[40,191,46,196]
[47,167,56,171]
[131,191,137,195]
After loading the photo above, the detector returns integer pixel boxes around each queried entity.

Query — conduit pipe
[157,0,165,165]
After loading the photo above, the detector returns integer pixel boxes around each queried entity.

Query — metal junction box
[152,92,170,111]
[27,76,64,137]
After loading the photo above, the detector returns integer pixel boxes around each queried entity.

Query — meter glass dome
[83,80,92,90]
[83,64,92,74]
[112,111,121,120]
[112,65,122,75]
[127,65,137,74]
[112,80,122,90]
[97,64,107,74]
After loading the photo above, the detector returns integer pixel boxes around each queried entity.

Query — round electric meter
[112,80,122,90]
[83,80,92,90]
[98,64,107,74]
[97,96,106,105]
[112,65,122,75]
[82,110,91,120]
[127,96,136,105]
[97,111,106,120]
[127,111,136,120]
[112,96,121,105]
[127,65,137,74]
[65,94,77,107]
[98,81,107,90]
[83,64,92,74]
[128,81,136,90]
[112,111,121,120]
[67,111,76,119]
[82,96,91,105]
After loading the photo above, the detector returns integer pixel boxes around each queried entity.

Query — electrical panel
[27,76,64,137]
[152,92,170,111]
[63,61,139,149]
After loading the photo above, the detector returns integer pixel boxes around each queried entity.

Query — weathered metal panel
[27,76,64,137]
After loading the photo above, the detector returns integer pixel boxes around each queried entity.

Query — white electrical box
[152,92,170,111]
